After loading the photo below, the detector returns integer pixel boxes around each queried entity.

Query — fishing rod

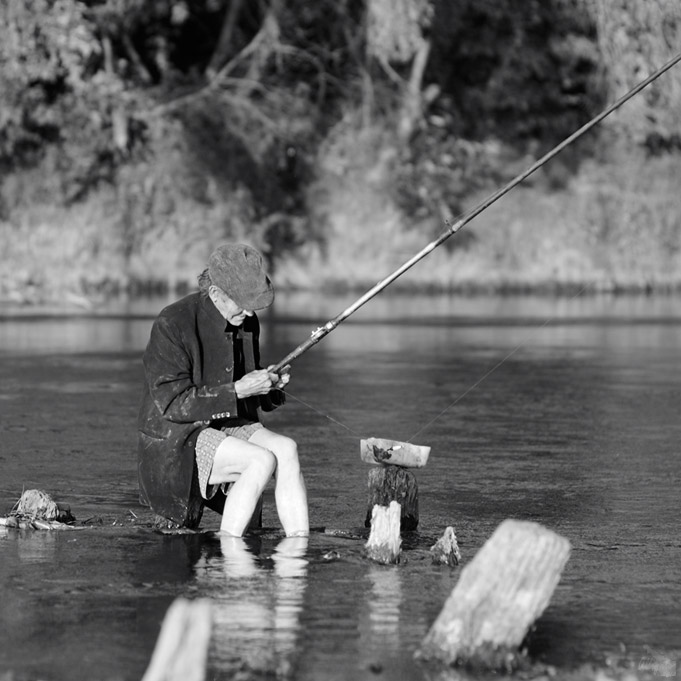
[271,51,681,374]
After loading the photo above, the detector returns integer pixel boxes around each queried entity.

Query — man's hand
[234,366,291,398]
[268,364,290,390]
[234,369,275,398]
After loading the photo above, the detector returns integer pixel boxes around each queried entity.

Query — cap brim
[232,279,274,311]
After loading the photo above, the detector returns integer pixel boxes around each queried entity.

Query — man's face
[209,286,254,326]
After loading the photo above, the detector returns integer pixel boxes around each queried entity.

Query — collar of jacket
[199,292,226,330]
[198,292,254,337]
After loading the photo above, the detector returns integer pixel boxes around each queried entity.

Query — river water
[0,293,680,681]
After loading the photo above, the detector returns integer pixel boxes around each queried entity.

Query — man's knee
[270,435,300,470]
[249,447,277,478]
[211,440,276,483]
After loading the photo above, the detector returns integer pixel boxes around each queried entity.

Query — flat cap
[208,243,274,310]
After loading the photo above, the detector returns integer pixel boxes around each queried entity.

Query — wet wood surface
[141,598,212,681]
[360,438,430,468]
[365,465,419,531]
[365,501,402,564]
[419,519,570,667]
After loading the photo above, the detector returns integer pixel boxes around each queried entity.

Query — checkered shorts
[195,422,264,500]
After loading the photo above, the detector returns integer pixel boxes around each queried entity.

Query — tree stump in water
[419,519,571,668]
[361,438,428,531]
[142,597,212,681]
[365,501,402,564]
[430,526,461,567]
[365,465,419,531]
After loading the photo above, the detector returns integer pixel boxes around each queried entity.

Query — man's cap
[208,243,274,310]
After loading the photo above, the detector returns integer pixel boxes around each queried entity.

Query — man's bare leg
[248,428,309,536]
[218,535,259,578]
[209,436,276,536]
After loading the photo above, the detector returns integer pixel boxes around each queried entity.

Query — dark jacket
[137,292,284,527]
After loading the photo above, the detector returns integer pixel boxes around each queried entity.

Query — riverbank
[2,147,680,307]
[2,1,680,308]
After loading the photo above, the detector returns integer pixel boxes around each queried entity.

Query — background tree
[1,0,679,301]
[366,0,436,141]
[589,0,681,150]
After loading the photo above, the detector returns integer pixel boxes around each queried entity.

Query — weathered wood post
[361,437,430,531]
[141,598,212,681]
[430,526,461,567]
[365,500,403,564]
[418,519,570,669]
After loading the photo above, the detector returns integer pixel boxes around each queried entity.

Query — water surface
[1,293,680,680]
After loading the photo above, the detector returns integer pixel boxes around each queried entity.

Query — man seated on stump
[137,243,309,537]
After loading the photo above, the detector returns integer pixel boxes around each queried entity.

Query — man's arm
[143,316,239,423]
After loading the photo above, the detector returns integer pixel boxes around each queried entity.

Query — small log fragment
[430,526,461,567]
[419,519,570,668]
[360,438,430,468]
[29,519,85,531]
[2,490,77,530]
[141,598,212,681]
[365,465,419,531]
[365,501,402,564]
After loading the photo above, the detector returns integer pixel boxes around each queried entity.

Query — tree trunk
[102,36,128,153]
[206,0,244,80]
[397,37,431,142]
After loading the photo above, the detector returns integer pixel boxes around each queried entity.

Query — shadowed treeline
[1,0,680,304]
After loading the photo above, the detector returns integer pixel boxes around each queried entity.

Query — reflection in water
[2,295,681,681]
[15,531,58,565]
[366,564,403,648]
[194,535,309,678]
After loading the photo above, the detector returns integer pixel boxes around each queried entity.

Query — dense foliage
[1,0,680,301]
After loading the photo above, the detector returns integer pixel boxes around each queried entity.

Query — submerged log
[365,501,402,564]
[430,526,461,567]
[419,519,570,668]
[141,598,212,681]
[365,466,419,531]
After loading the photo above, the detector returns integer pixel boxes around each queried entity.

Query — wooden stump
[430,526,461,567]
[365,501,402,564]
[141,598,212,681]
[419,519,570,668]
[365,466,419,531]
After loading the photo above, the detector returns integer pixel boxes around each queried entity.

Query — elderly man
[138,243,308,536]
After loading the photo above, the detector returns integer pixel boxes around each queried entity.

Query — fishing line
[270,52,681,444]
[279,388,364,438]
[271,51,681,376]
[281,284,589,442]
[281,285,590,444]
[406,284,590,443]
